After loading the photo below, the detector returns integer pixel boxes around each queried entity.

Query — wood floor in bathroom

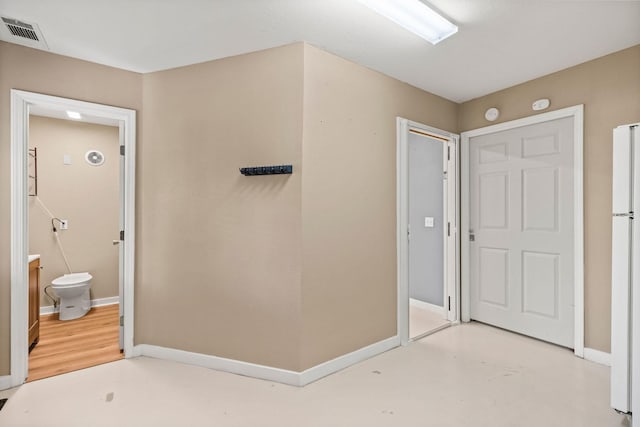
[27,304,123,382]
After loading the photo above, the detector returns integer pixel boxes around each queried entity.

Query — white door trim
[397,117,459,346]
[460,105,584,357]
[118,121,125,351]
[9,90,136,388]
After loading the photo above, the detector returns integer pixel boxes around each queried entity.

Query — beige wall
[300,44,458,369]
[138,44,304,370]
[29,117,120,306]
[137,42,459,371]
[3,40,455,377]
[4,37,630,378]
[0,41,142,375]
[459,45,640,352]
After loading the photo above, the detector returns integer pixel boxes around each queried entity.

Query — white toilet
[51,272,92,321]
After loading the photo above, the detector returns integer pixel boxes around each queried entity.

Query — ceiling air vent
[0,17,48,50]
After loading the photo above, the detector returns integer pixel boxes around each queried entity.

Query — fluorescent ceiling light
[66,111,82,120]
[357,0,458,45]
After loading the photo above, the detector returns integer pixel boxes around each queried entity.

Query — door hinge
[120,145,125,156]
[407,225,410,241]
[448,296,451,311]
[447,222,451,236]
[119,315,124,327]
[120,230,124,241]
[613,212,634,218]
[447,146,450,161]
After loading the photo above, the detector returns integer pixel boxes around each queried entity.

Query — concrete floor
[409,304,450,339]
[0,322,629,427]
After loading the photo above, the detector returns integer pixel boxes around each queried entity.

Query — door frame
[10,89,136,387]
[460,105,584,357]
[397,118,459,346]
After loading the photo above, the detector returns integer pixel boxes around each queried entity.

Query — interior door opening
[408,130,449,339]
[397,118,459,345]
[26,113,123,382]
[9,90,136,389]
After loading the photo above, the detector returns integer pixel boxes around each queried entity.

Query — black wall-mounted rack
[240,165,292,176]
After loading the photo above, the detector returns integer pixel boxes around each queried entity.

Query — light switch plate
[424,217,435,227]
[63,154,72,165]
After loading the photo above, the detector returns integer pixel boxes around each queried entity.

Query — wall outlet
[60,219,68,230]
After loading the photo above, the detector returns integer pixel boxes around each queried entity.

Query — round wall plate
[532,98,550,111]
[85,150,105,166]
[485,107,500,122]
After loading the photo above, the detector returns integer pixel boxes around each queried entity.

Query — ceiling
[1,0,639,103]
[29,105,120,127]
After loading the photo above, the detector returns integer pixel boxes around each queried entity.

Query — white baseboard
[299,335,400,385]
[410,298,445,316]
[134,335,400,387]
[40,305,56,315]
[40,296,119,316]
[0,375,12,391]
[91,296,119,308]
[135,344,301,385]
[583,347,611,366]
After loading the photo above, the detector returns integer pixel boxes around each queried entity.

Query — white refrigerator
[612,123,640,422]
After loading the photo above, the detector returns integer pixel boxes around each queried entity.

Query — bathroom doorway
[26,115,122,381]
[10,90,136,388]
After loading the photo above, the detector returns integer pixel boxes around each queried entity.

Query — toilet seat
[52,272,92,287]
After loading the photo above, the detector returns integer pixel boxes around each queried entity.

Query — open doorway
[9,90,136,388]
[26,115,121,381]
[397,118,459,344]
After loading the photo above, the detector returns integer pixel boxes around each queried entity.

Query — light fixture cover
[66,111,82,120]
[532,99,550,111]
[357,0,458,44]
[485,107,500,122]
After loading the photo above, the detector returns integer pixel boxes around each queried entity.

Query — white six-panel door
[469,117,575,348]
